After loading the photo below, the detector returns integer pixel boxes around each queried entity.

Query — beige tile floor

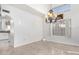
[0,40,79,55]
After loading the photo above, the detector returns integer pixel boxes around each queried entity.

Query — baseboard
[14,39,41,48]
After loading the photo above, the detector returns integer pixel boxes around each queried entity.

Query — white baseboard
[14,39,41,48]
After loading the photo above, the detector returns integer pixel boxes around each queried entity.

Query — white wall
[44,4,79,46]
[27,4,51,15]
[57,4,79,45]
[70,5,79,43]
[2,4,44,47]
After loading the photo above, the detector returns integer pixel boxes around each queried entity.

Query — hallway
[0,40,79,55]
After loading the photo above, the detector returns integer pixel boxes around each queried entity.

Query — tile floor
[0,40,79,55]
